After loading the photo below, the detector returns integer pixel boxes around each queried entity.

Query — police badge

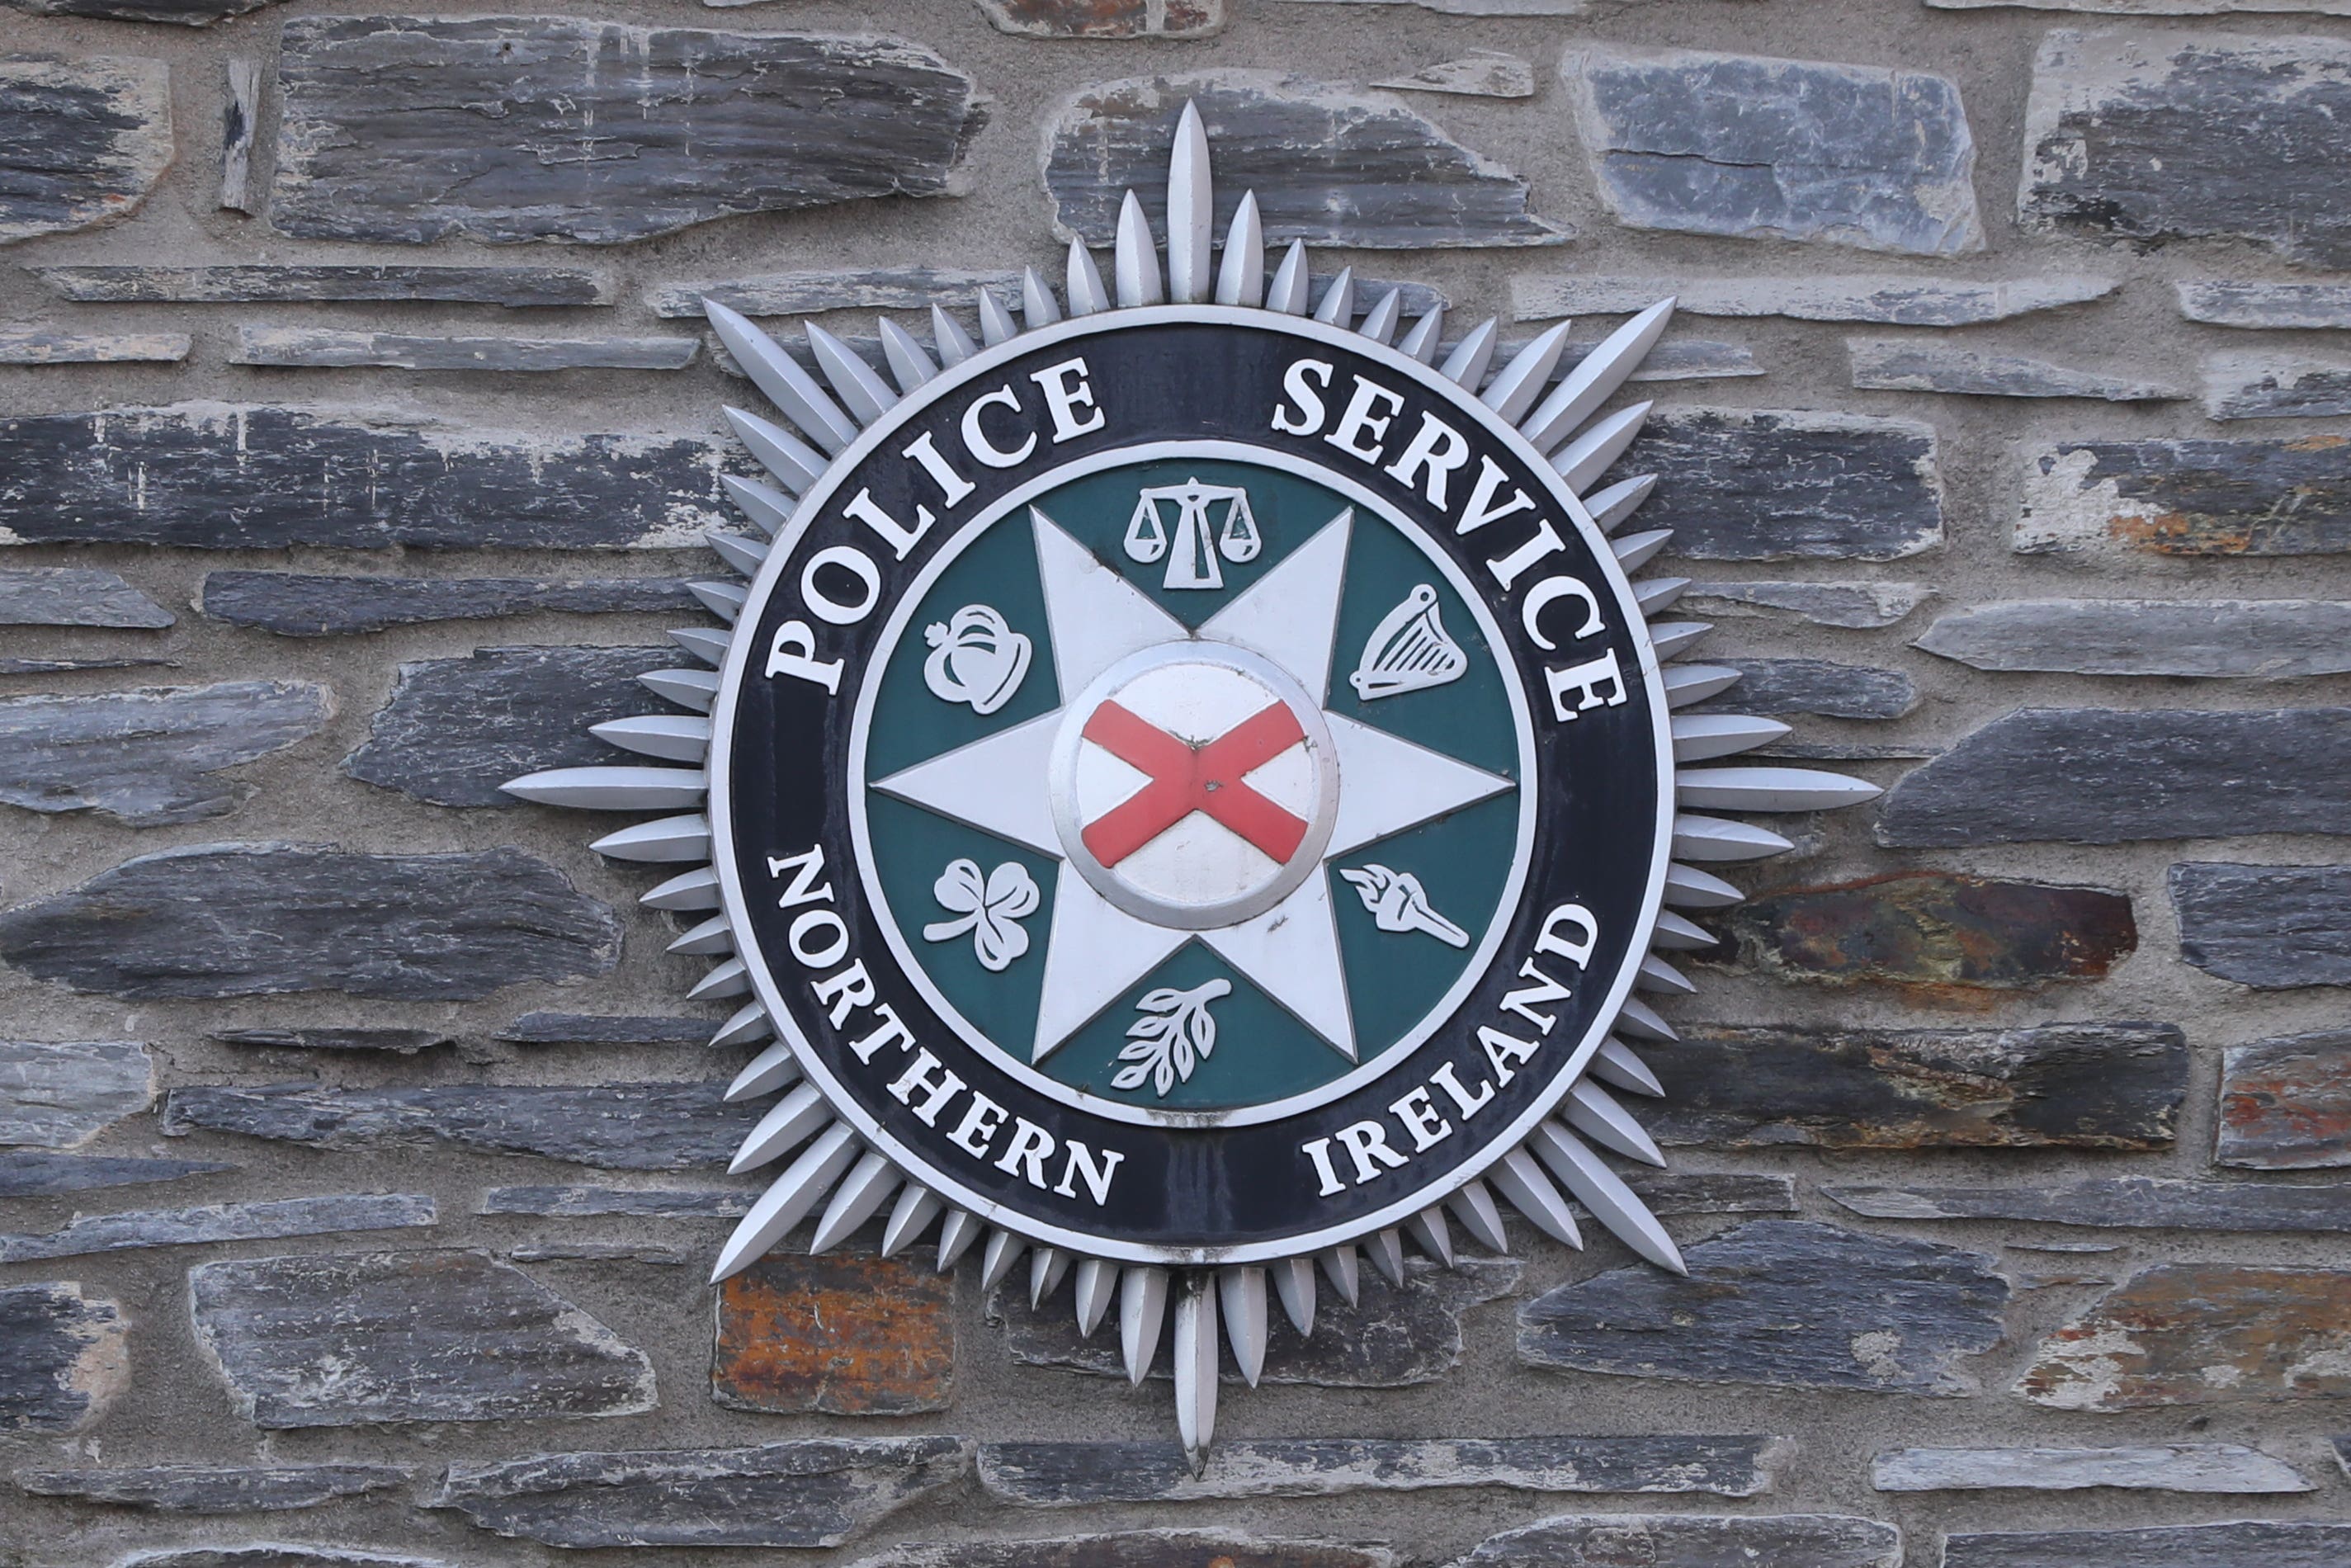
[506,103,1877,1457]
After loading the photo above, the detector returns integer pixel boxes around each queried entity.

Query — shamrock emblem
[1114,978,1233,1098]
[922,858,1041,973]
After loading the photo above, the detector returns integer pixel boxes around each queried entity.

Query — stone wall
[2,1,2348,1564]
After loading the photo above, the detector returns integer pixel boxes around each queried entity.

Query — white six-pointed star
[872,503,1514,1072]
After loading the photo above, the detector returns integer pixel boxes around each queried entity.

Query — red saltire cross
[1079,699,1310,867]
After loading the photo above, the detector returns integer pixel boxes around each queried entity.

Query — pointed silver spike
[1398,304,1445,364]
[980,1228,1027,1292]
[1167,101,1212,305]
[1556,402,1653,495]
[877,318,937,395]
[1066,239,1110,316]
[643,865,721,911]
[710,1121,861,1282]
[1272,1255,1316,1336]
[1312,266,1355,326]
[1485,1146,1582,1249]
[1074,1257,1117,1337]
[1584,473,1656,536]
[1664,861,1746,910]
[684,579,746,624]
[936,1207,983,1271]
[1527,1122,1685,1273]
[1520,299,1677,454]
[1673,813,1795,862]
[640,668,719,714]
[1358,286,1404,346]
[707,531,768,577]
[593,714,710,763]
[726,1040,800,1103]
[722,474,795,536]
[1592,1037,1666,1098]
[1637,954,1697,995]
[1120,1264,1169,1385]
[1447,1177,1510,1253]
[810,1150,899,1253]
[1114,190,1165,309]
[665,914,733,956]
[710,999,771,1050]
[1218,1265,1268,1387]
[1564,1082,1667,1168]
[932,304,980,366]
[701,299,858,455]
[503,765,706,811]
[1610,527,1673,577]
[588,813,709,863]
[1265,240,1310,315]
[1615,994,1680,1042]
[1174,1273,1219,1466]
[1319,1244,1361,1306]
[1405,1206,1455,1267]
[1214,190,1264,308]
[1031,1245,1070,1308]
[1481,321,1573,425]
[1671,715,1792,763]
[1649,621,1711,661]
[882,1183,943,1259]
[728,1083,829,1174]
[1650,909,1720,950]
[1636,577,1691,616]
[723,408,824,496]
[1022,266,1062,328]
[805,322,896,426]
[671,627,730,667]
[1439,318,1499,390]
[1664,664,1742,709]
[1681,766,1881,812]
[1365,1226,1406,1287]
[975,288,1017,347]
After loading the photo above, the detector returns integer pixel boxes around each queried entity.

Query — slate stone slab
[1377,52,1537,98]
[2022,31,2351,268]
[1565,46,1980,256]
[6,0,272,21]
[211,1028,454,1054]
[1877,708,2351,846]
[1686,658,1915,720]
[1514,274,2113,325]
[498,1013,714,1047]
[220,58,257,213]
[234,328,700,372]
[0,1150,231,1196]
[35,264,608,305]
[425,1438,970,1548]
[1626,1172,1797,1216]
[1046,73,1563,249]
[1945,1522,2351,1568]
[0,568,172,628]
[508,1241,688,1266]
[271,17,984,245]
[202,574,697,636]
[343,645,676,808]
[998,1257,1518,1387]
[18,1463,413,1512]
[0,1039,153,1148]
[715,1253,954,1415]
[1825,1177,2351,1233]
[1625,409,1940,561]
[0,682,331,826]
[0,1193,436,1263]
[0,1282,128,1432]
[977,0,1224,36]
[847,1534,1395,1568]
[1874,1443,2308,1494]
[2174,864,2351,989]
[1645,1022,2183,1150]
[165,1083,752,1169]
[2179,281,2351,328]
[2205,353,2351,419]
[1716,872,2136,989]
[0,57,174,243]
[1934,0,2351,9]
[978,1436,1781,1504]
[0,405,739,550]
[1848,342,2181,401]
[1680,580,1932,630]
[1455,1512,1900,1568]
[480,1184,754,1217]
[654,267,1022,319]
[2019,1261,2351,1410]
[0,329,190,365]
[0,843,619,999]
[102,1551,444,1568]
[2015,437,2351,558]
[1522,1221,2008,1396]
[2216,1030,2351,1169]
[0,656,174,675]
[190,1249,656,1427]
[1920,599,2351,680]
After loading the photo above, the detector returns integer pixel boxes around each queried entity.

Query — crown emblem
[922,603,1032,715]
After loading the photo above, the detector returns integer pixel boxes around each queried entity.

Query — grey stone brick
[977,0,1224,37]
[1848,342,2182,401]
[17,1464,412,1512]
[232,328,699,372]
[1679,581,1932,630]
[1628,409,1942,561]
[479,1185,755,1217]
[6,0,273,20]
[0,682,331,826]
[0,329,189,365]
[0,1193,436,1263]
[846,1535,1394,1568]
[1825,1177,2351,1233]
[2174,864,2351,988]
[1686,658,1916,720]
[2018,1262,2351,1410]
[210,1028,455,1054]
[496,1013,715,1047]
[0,1039,153,1148]
[0,568,172,628]
[1376,53,1537,98]
[201,574,697,636]
[1455,1513,1900,1568]
[0,1282,128,1433]
[0,57,173,242]
[2178,281,2351,328]
[0,1150,232,1196]
[1946,1523,2351,1568]
[1515,275,2113,325]
[2204,353,2351,419]
[1919,599,2351,679]
[2015,436,2351,557]
[33,264,608,305]
[2217,1031,2351,1169]
[1872,1444,2309,1493]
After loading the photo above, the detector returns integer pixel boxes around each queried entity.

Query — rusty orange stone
[714,1251,952,1415]
[2018,1262,2351,1410]
[1719,871,2136,990]
[2219,1032,2351,1170]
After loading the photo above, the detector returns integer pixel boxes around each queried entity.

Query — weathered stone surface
[202,573,696,636]
[1874,1443,2308,1493]
[1522,1221,2008,1395]
[106,1551,444,1568]
[481,1184,754,1217]
[1,1039,153,1148]
[1921,599,2351,680]
[0,1150,231,1195]
[2218,1030,2351,1168]
[1848,342,2181,401]
[0,329,190,365]
[427,1439,970,1548]
[1376,52,1537,98]
[979,1436,1781,1505]
[2015,436,2351,558]
[35,264,607,305]
[1645,1023,2186,1150]
[271,18,984,244]
[2174,865,2351,989]
[498,1013,713,1047]
[0,843,618,999]
[1717,872,2136,989]
[1281,0,1579,9]
[19,1463,412,1512]
[2205,353,2351,420]
[344,645,673,808]
[0,1282,128,1432]
[2020,1262,2351,1410]
[212,1027,454,1054]
[1688,658,1915,720]
[976,0,1223,36]
[1456,1513,1900,1568]
[0,568,172,628]
[2022,30,2351,268]
[1047,73,1561,249]
[0,682,330,826]
[1945,1522,2351,1568]
[0,1193,435,1263]
[1937,0,2351,10]
[233,328,698,372]
[2179,280,2351,328]
[654,267,1019,319]
[1626,409,1940,561]
[1565,46,1980,256]
[1626,1172,1798,1216]
[999,1257,1518,1386]
[0,58,173,243]
[190,1249,656,1427]
[1516,274,2113,325]
[166,1083,750,1169]
[1825,1177,2351,1233]
[715,1253,953,1415]
[220,57,257,211]
[0,655,174,675]
[0,406,736,550]
[7,0,271,21]
[1877,709,2351,846]
[1681,580,1932,630]
[847,1533,1394,1568]
[507,1241,690,1266]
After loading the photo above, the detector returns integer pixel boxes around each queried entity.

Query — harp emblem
[1349,583,1468,701]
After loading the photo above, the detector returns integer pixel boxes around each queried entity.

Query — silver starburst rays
[503,102,1880,1462]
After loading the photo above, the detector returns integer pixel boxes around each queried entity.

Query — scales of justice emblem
[506,103,1877,1459]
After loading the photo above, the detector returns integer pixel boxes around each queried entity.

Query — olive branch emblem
[1113,979,1232,1098]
